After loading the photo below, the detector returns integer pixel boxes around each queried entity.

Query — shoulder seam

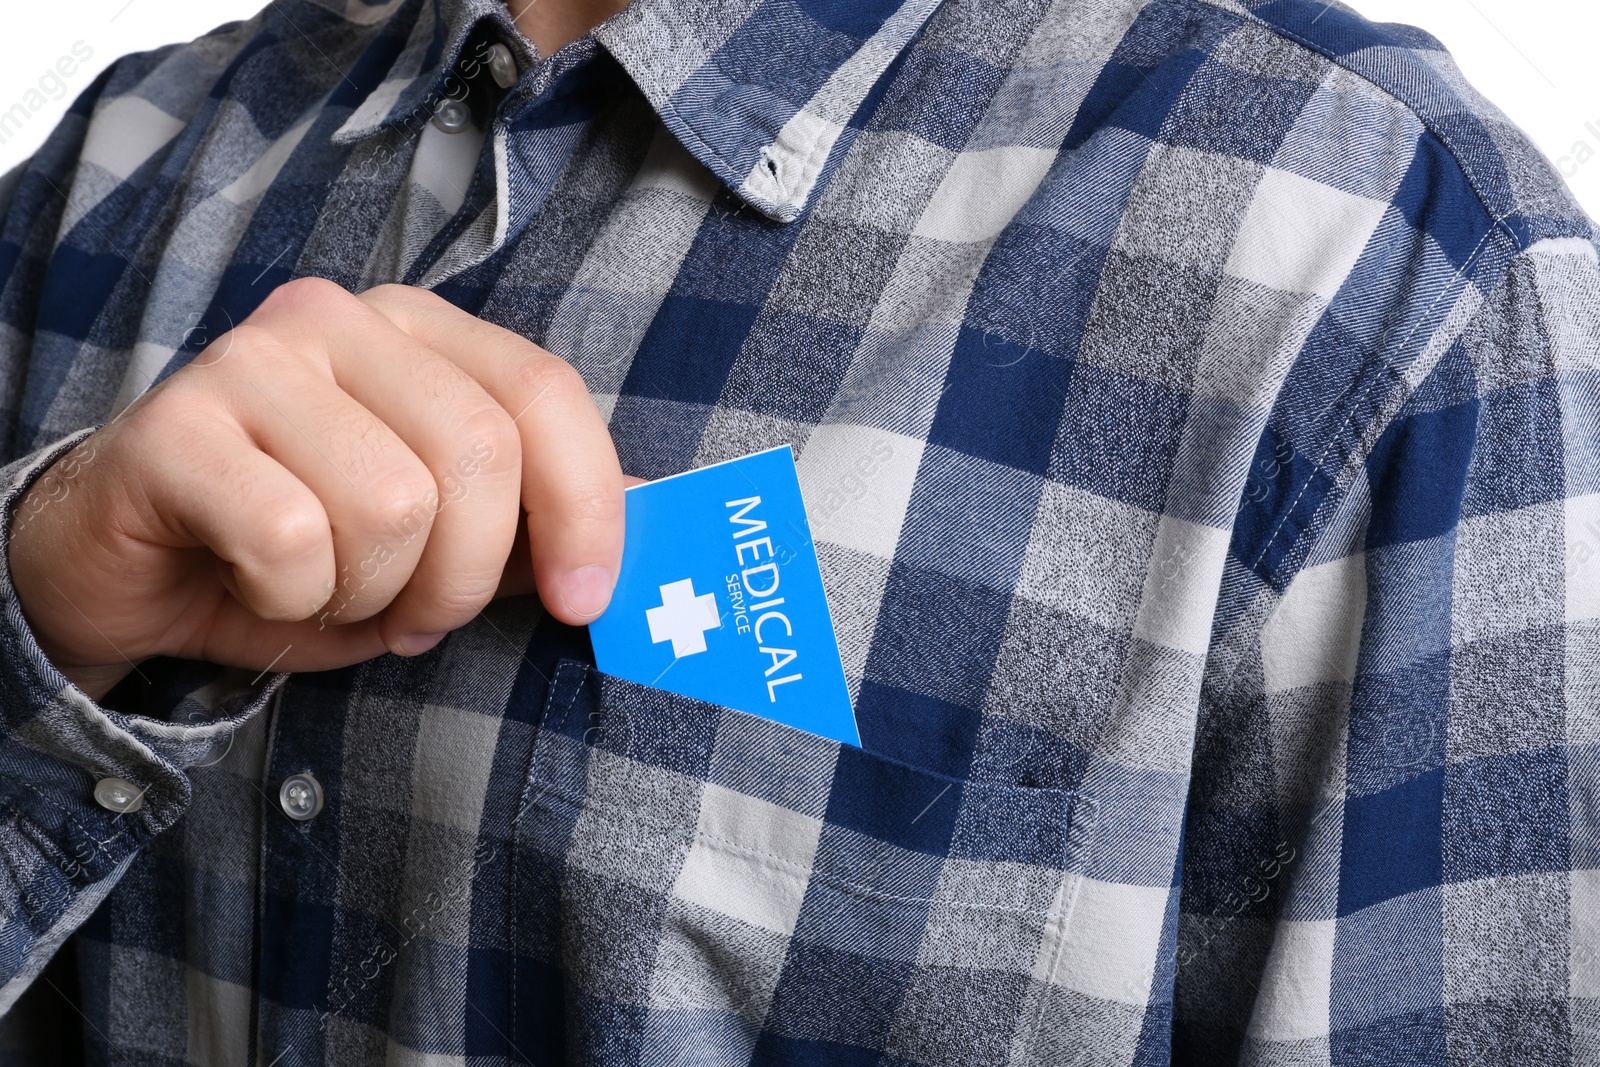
[1185,0,1542,264]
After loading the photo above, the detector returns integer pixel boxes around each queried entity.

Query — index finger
[358,285,624,624]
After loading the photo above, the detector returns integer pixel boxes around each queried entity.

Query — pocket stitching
[526,662,1097,919]
[532,783,1088,919]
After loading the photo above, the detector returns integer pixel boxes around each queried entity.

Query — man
[0,0,1593,1062]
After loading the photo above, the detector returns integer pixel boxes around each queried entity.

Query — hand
[9,279,624,702]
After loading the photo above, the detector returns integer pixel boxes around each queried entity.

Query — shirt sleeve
[0,45,283,1014]
[1179,233,1600,1048]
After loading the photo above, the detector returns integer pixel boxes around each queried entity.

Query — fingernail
[557,565,613,621]
[397,632,447,656]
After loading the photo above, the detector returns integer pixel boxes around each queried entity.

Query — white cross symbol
[645,578,721,658]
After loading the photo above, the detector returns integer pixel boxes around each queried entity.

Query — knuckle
[409,353,474,405]
[451,404,519,469]
[506,352,584,412]
[250,505,326,567]
[260,276,350,315]
[364,468,438,538]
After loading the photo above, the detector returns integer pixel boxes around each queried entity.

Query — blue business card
[589,446,859,746]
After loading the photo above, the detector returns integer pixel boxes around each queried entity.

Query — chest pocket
[507,660,1102,1066]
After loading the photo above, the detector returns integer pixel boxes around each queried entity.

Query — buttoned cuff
[0,429,284,1012]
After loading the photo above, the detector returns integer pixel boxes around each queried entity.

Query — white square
[1246,920,1335,1041]
[1037,876,1168,1003]
[1568,494,1600,623]
[1132,515,1231,655]
[1261,552,1368,694]
[912,144,1059,244]
[797,423,924,561]
[1571,869,1600,997]
[82,96,186,181]
[672,784,823,936]
[1225,168,1388,300]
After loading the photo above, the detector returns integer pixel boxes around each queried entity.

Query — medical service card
[588,446,859,746]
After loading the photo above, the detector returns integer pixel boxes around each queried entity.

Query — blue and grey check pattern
[0,0,1594,1062]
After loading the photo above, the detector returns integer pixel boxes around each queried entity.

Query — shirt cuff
[0,429,285,1009]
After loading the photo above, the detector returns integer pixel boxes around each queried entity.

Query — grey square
[765,219,908,327]
[812,128,953,234]
[814,541,895,687]
[561,866,673,1007]
[1447,625,1565,762]
[105,945,189,1054]
[1078,249,1224,391]
[982,595,1129,749]
[1460,253,1558,394]
[1444,1000,1571,1063]
[1022,983,1148,1067]
[1111,142,1262,269]
[707,711,839,821]
[885,965,1034,1066]
[1451,502,1565,648]
[1014,478,1161,634]
[1443,873,1568,1002]
[1100,637,1208,774]
[650,897,791,1016]
[916,860,1057,973]
[1193,275,1327,405]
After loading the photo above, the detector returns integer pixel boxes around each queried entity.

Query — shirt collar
[317,0,944,222]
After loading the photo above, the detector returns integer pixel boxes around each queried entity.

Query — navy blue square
[968,713,1090,793]
[260,893,336,1010]
[1329,1008,1449,1066]
[928,326,1072,475]
[867,45,1004,149]
[1232,422,1336,591]
[1049,363,1189,515]
[973,225,1109,361]
[764,941,910,1049]
[721,308,863,424]
[1178,803,1282,918]
[856,680,979,780]
[794,0,897,38]
[1338,768,1443,916]
[1392,131,1498,272]
[608,394,716,481]
[866,562,1012,712]
[825,742,962,855]
[1364,398,1478,548]
[1067,0,1232,147]
[1443,748,1569,882]
[625,295,760,405]
[1255,0,1436,56]
[1461,378,1565,518]
[36,245,131,341]
[897,445,1042,591]
[506,956,567,1062]
[752,1033,882,1066]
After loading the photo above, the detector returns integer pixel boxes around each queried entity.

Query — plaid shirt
[0,0,1595,1062]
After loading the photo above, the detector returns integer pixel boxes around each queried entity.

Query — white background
[0,1,1596,216]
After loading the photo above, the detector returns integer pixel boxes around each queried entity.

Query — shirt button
[93,777,144,814]
[487,43,519,89]
[431,97,472,134]
[278,773,324,822]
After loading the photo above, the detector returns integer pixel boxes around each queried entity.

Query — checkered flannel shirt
[0,0,1595,1062]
